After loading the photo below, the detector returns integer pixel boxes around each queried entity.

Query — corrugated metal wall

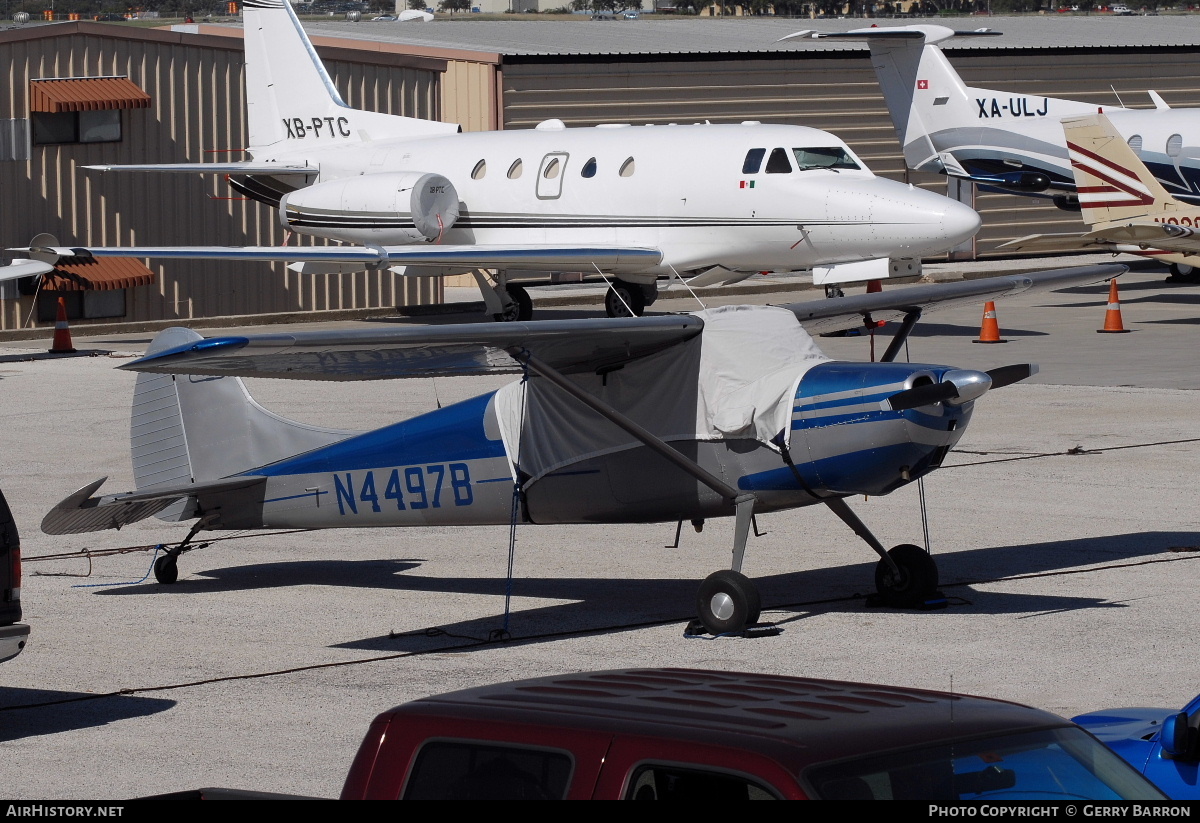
[501,49,1200,260]
[0,28,444,331]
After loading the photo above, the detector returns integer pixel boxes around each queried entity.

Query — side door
[536,152,569,200]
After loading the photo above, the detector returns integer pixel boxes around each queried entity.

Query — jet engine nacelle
[279,171,460,244]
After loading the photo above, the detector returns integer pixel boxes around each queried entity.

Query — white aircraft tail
[1063,113,1185,225]
[131,328,356,518]
[243,0,458,154]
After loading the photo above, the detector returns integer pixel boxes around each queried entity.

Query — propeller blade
[986,363,1040,390]
[881,381,959,412]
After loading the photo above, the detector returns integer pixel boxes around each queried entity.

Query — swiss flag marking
[917,80,929,89]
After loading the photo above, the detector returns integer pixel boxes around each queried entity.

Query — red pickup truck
[337,667,1167,800]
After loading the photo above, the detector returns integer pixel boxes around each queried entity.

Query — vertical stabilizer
[1063,113,1182,225]
[131,328,359,518]
[242,0,458,154]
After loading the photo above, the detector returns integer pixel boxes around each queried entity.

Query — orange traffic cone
[1097,278,1131,334]
[973,301,1007,344]
[49,297,76,354]
[865,279,886,328]
[866,279,882,294]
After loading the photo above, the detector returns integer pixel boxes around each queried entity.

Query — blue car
[1073,694,1200,798]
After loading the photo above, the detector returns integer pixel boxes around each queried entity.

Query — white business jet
[47,0,980,321]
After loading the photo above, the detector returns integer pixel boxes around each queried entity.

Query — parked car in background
[1074,695,1200,799]
[0,488,29,664]
[340,668,1166,799]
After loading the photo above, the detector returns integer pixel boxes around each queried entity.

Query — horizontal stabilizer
[119,315,705,381]
[8,243,662,274]
[780,25,1002,47]
[41,476,266,535]
[81,163,317,176]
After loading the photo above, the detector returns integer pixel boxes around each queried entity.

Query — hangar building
[1,14,1197,332]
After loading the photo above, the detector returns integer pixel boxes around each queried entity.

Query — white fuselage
[265,122,981,278]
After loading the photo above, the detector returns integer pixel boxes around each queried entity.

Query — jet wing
[0,259,54,283]
[82,163,317,176]
[1002,225,1200,255]
[41,476,267,535]
[118,315,705,381]
[783,264,1123,336]
[10,243,663,273]
[116,265,1120,382]
[998,233,1118,253]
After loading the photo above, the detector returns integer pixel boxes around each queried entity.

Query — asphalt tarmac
[2,256,1198,798]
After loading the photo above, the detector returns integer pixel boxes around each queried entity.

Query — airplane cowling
[279,171,460,244]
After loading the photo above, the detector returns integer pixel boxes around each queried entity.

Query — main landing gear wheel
[153,555,179,585]
[604,279,646,318]
[874,544,938,608]
[696,569,761,634]
[1168,263,1200,284]
[496,283,533,322]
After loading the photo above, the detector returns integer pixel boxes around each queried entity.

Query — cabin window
[471,159,487,180]
[742,148,765,174]
[581,157,597,178]
[1128,134,1143,153]
[543,157,561,179]
[507,159,523,179]
[765,147,792,174]
[793,147,861,171]
[619,156,636,177]
[1167,134,1183,158]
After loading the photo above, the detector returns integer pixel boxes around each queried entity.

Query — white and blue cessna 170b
[44,0,982,320]
[40,264,1118,634]
[785,25,1200,229]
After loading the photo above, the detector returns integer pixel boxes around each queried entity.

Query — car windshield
[806,727,1166,801]
[792,147,861,171]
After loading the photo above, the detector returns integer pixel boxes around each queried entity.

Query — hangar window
[1167,134,1183,158]
[1127,134,1143,153]
[507,159,523,179]
[581,157,597,178]
[471,159,487,180]
[28,76,150,146]
[793,147,861,171]
[765,148,792,174]
[543,157,561,179]
[619,157,636,177]
[742,148,765,174]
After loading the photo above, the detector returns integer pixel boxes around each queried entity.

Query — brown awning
[42,257,155,291]
[29,77,151,113]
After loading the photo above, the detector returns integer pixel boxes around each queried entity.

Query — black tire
[1168,263,1199,283]
[874,543,938,608]
[696,569,761,634]
[604,280,646,318]
[497,284,533,322]
[154,555,179,585]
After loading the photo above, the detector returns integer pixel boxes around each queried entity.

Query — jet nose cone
[939,197,983,249]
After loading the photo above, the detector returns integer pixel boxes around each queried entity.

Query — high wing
[9,242,663,274]
[0,259,54,283]
[118,265,1121,382]
[81,163,317,176]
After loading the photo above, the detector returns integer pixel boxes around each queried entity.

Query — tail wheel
[696,570,761,635]
[604,280,646,318]
[874,544,938,608]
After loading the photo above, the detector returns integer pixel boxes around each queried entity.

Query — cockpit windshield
[792,147,861,171]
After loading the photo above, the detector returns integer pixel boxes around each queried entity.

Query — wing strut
[879,308,923,363]
[510,349,758,573]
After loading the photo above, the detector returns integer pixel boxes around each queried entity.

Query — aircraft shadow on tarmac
[90,530,1197,652]
[0,687,174,742]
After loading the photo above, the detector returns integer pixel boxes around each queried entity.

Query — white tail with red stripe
[1063,114,1185,225]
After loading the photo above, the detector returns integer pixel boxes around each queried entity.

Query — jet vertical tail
[1062,113,1184,226]
[242,0,458,154]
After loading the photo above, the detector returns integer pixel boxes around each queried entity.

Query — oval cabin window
[582,157,597,178]
[1167,134,1183,158]
[507,159,523,179]
[619,157,635,177]
[543,158,561,179]
[471,159,487,180]
[1128,134,1143,153]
